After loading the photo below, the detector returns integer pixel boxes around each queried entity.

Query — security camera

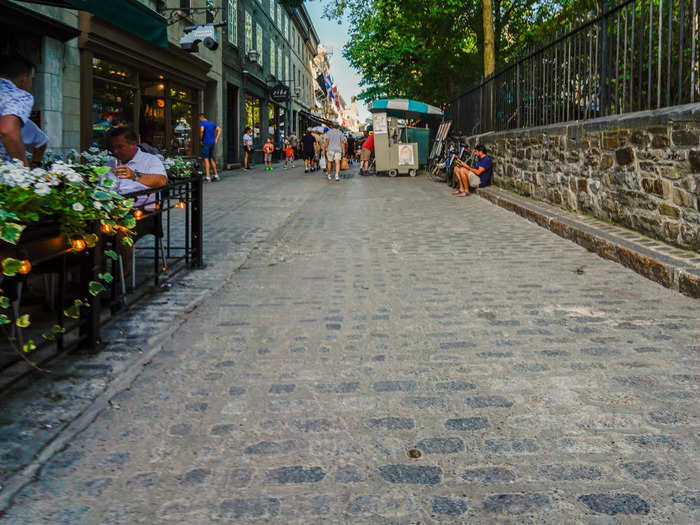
[180,23,224,53]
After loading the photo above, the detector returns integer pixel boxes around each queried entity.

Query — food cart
[368,98,443,177]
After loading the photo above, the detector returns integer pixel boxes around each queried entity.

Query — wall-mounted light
[247,49,259,63]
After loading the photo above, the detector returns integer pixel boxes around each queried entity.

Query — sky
[304,2,370,123]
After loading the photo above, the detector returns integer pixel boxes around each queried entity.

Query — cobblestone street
[1,166,699,524]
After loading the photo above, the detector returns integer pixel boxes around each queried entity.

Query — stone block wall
[465,104,700,251]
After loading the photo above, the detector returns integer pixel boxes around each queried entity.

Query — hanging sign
[271,83,290,103]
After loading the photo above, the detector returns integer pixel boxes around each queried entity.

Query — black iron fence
[446,0,699,135]
[0,175,204,377]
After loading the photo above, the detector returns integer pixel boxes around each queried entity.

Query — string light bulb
[72,239,86,252]
[18,260,31,275]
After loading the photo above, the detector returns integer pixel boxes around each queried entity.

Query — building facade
[220,0,324,164]
[3,0,333,166]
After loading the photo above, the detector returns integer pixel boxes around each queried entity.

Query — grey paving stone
[367,417,415,430]
[264,466,326,484]
[485,438,538,453]
[445,417,489,431]
[465,395,514,408]
[415,437,464,454]
[432,496,468,516]
[378,465,442,485]
[483,493,550,514]
[372,380,417,392]
[244,440,296,455]
[578,493,650,515]
[462,467,517,483]
[538,464,601,480]
[335,464,363,483]
[219,497,280,519]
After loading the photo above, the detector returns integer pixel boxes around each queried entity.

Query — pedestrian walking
[243,126,253,170]
[283,143,295,169]
[301,128,315,173]
[323,123,346,181]
[199,113,221,182]
[263,137,274,172]
[0,54,36,165]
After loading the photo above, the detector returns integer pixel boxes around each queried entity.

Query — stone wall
[465,104,700,252]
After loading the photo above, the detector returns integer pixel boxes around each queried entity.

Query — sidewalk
[0,168,328,508]
[477,186,700,298]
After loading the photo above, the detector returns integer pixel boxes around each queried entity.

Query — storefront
[78,12,211,155]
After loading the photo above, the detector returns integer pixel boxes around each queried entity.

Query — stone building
[2,0,330,166]
[221,0,323,164]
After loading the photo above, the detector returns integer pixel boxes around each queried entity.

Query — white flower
[65,172,83,183]
[72,202,84,212]
[92,201,102,209]
[34,182,51,196]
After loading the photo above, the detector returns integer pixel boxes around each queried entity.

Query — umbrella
[368,98,443,120]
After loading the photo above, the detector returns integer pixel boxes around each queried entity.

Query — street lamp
[246,49,259,64]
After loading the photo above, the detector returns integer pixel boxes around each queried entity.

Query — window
[245,12,254,52]
[180,0,191,16]
[206,0,214,23]
[227,0,237,45]
[285,56,289,84]
[277,45,282,82]
[256,23,263,66]
[245,95,261,145]
[269,0,275,24]
[270,40,276,77]
[277,5,282,29]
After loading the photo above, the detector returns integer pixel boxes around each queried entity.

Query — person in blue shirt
[199,113,221,182]
[453,144,492,197]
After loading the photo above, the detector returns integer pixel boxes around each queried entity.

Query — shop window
[171,101,193,156]
[180,0,191,17]
[140,81,166,152]
[227,0,238,45]
[268,103,277,143]
[245,96,261,145]
[92,58,137,149]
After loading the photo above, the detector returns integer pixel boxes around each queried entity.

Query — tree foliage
[323,0,600,104]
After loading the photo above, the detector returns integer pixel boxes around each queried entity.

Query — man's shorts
[327,150,342,162]
[302,150,314,161]
[468,172,481,188]
[360,147,372,162]
[264,154,272,162]
[201,142,215,159]
[286,156,294,163]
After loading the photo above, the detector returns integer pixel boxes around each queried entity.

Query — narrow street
[2,165,698,524]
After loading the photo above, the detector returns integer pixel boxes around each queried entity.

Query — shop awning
[0,0,80,42]
[369,99,444,120]
[21,0,168,48]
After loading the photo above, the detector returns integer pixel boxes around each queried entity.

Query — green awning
[56,0,168,48]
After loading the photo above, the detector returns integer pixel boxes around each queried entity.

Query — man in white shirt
[242,126,253,170]
[323,123,346,181]
[105,126,167,210]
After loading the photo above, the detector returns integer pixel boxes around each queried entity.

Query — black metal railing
[445,0,699,135]
[0,174,204,378]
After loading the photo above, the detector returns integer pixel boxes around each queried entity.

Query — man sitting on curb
[453,144,492,197]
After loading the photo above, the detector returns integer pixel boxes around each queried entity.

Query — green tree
[323,0,586,102]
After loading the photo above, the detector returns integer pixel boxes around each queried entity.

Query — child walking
[284,143,295,169]
[263,137,274,172]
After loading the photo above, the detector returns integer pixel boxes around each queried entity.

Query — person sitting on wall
[453,144,492,197]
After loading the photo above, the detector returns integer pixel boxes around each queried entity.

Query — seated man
[105,126,167,209]
[453,144,492,197]
[104,126,168,289]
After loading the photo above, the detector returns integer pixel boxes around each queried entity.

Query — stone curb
[478,186,700,298]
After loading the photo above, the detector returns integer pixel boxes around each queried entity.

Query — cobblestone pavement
[1,166,699,524]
